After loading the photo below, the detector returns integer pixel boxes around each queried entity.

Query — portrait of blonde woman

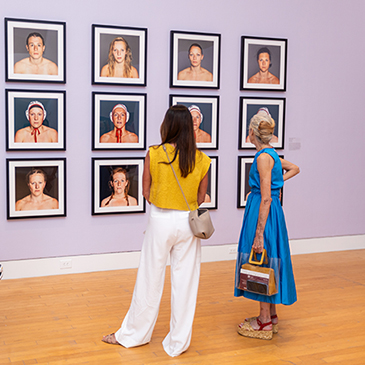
[100,37,139,78]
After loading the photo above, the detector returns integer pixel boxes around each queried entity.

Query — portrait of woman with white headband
[245,107,278,143]
[100,103,138,143]
[188,105,211,143]
[14,101,58,143]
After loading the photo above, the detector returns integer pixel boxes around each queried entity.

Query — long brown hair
[159,105,196,178]
[107,37,133,77]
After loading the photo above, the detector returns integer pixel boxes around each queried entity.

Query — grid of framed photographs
[4,18,68,219]
[4,16,288,218]
[90,24,148,216]
[237,36,288,208]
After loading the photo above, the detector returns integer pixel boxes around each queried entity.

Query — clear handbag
[236,249,280,296]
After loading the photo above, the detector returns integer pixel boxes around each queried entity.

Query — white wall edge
[1,234,364,280]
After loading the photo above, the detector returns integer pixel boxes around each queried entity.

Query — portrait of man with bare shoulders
[14,32,58,76]
[248,47,279,85]
[241,37,287,91]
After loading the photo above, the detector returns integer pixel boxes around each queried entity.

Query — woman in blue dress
[235,108,300,340]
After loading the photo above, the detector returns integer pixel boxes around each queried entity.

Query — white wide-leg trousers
[115,204,201,357]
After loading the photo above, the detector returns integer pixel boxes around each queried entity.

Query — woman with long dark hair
[102,105,211,357]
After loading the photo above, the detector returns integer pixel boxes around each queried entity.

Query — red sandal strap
[256,318,272,330]
[271,314,278,320]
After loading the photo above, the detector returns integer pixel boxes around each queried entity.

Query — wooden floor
[1,249,365,365]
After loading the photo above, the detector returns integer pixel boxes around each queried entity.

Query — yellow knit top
[149,144,211,211]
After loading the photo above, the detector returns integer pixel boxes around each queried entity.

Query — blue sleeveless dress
[234,148,297,305]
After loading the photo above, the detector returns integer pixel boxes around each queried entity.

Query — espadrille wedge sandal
[244,314,278,334]
[237,318,273,340]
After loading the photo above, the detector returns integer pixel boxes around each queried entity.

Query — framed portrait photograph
[92,158,145,215]
[170,94,219,149]
[239,97,285,150]
[240,36,287,91]
[5,18,66,83]
[6,158,66,219]
[92,24,147,86]
[237,155,283,208]
[237,156,255,208]
[200,156,218,210]
[92,92,146,150]
[6,89,65,151]
[170,30,221,89]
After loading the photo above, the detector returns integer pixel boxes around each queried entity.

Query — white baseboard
[1,234,364,280]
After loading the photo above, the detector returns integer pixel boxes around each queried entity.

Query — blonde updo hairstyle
[249,113,275,145]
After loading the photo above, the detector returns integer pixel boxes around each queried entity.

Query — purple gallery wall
[0,0,364,261]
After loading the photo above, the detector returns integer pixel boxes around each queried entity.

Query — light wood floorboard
[1,249,365,364]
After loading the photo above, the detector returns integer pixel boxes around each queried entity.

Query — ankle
[258,315,271,324]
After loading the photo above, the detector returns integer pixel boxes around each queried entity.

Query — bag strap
[163,144,191,211]
[248,248,268,266]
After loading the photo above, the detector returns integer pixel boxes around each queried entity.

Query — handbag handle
[163,144,191,211]
[249,248,268,266]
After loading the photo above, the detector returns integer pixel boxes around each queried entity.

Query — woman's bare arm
[280,158,300,181]
[252,154,274,253]
[197,173,209,206]
[142,151,151,204]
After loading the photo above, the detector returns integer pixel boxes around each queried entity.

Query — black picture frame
[92,158,145,215]
[92,92,146,150]
[170,94,219,150]
[240,36,287,91]
[6,89,66,151]
[5,18,66,83]
[7,158,66,219]
[92,24,147,86]
[237,156,255,208]
[170,30,221,89]
[239,97,285,150]
[200,156,218,210]
[237,155,283,208]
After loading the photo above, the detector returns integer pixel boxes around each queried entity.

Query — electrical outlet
[229,248,237,255]
[60,259,72,269]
